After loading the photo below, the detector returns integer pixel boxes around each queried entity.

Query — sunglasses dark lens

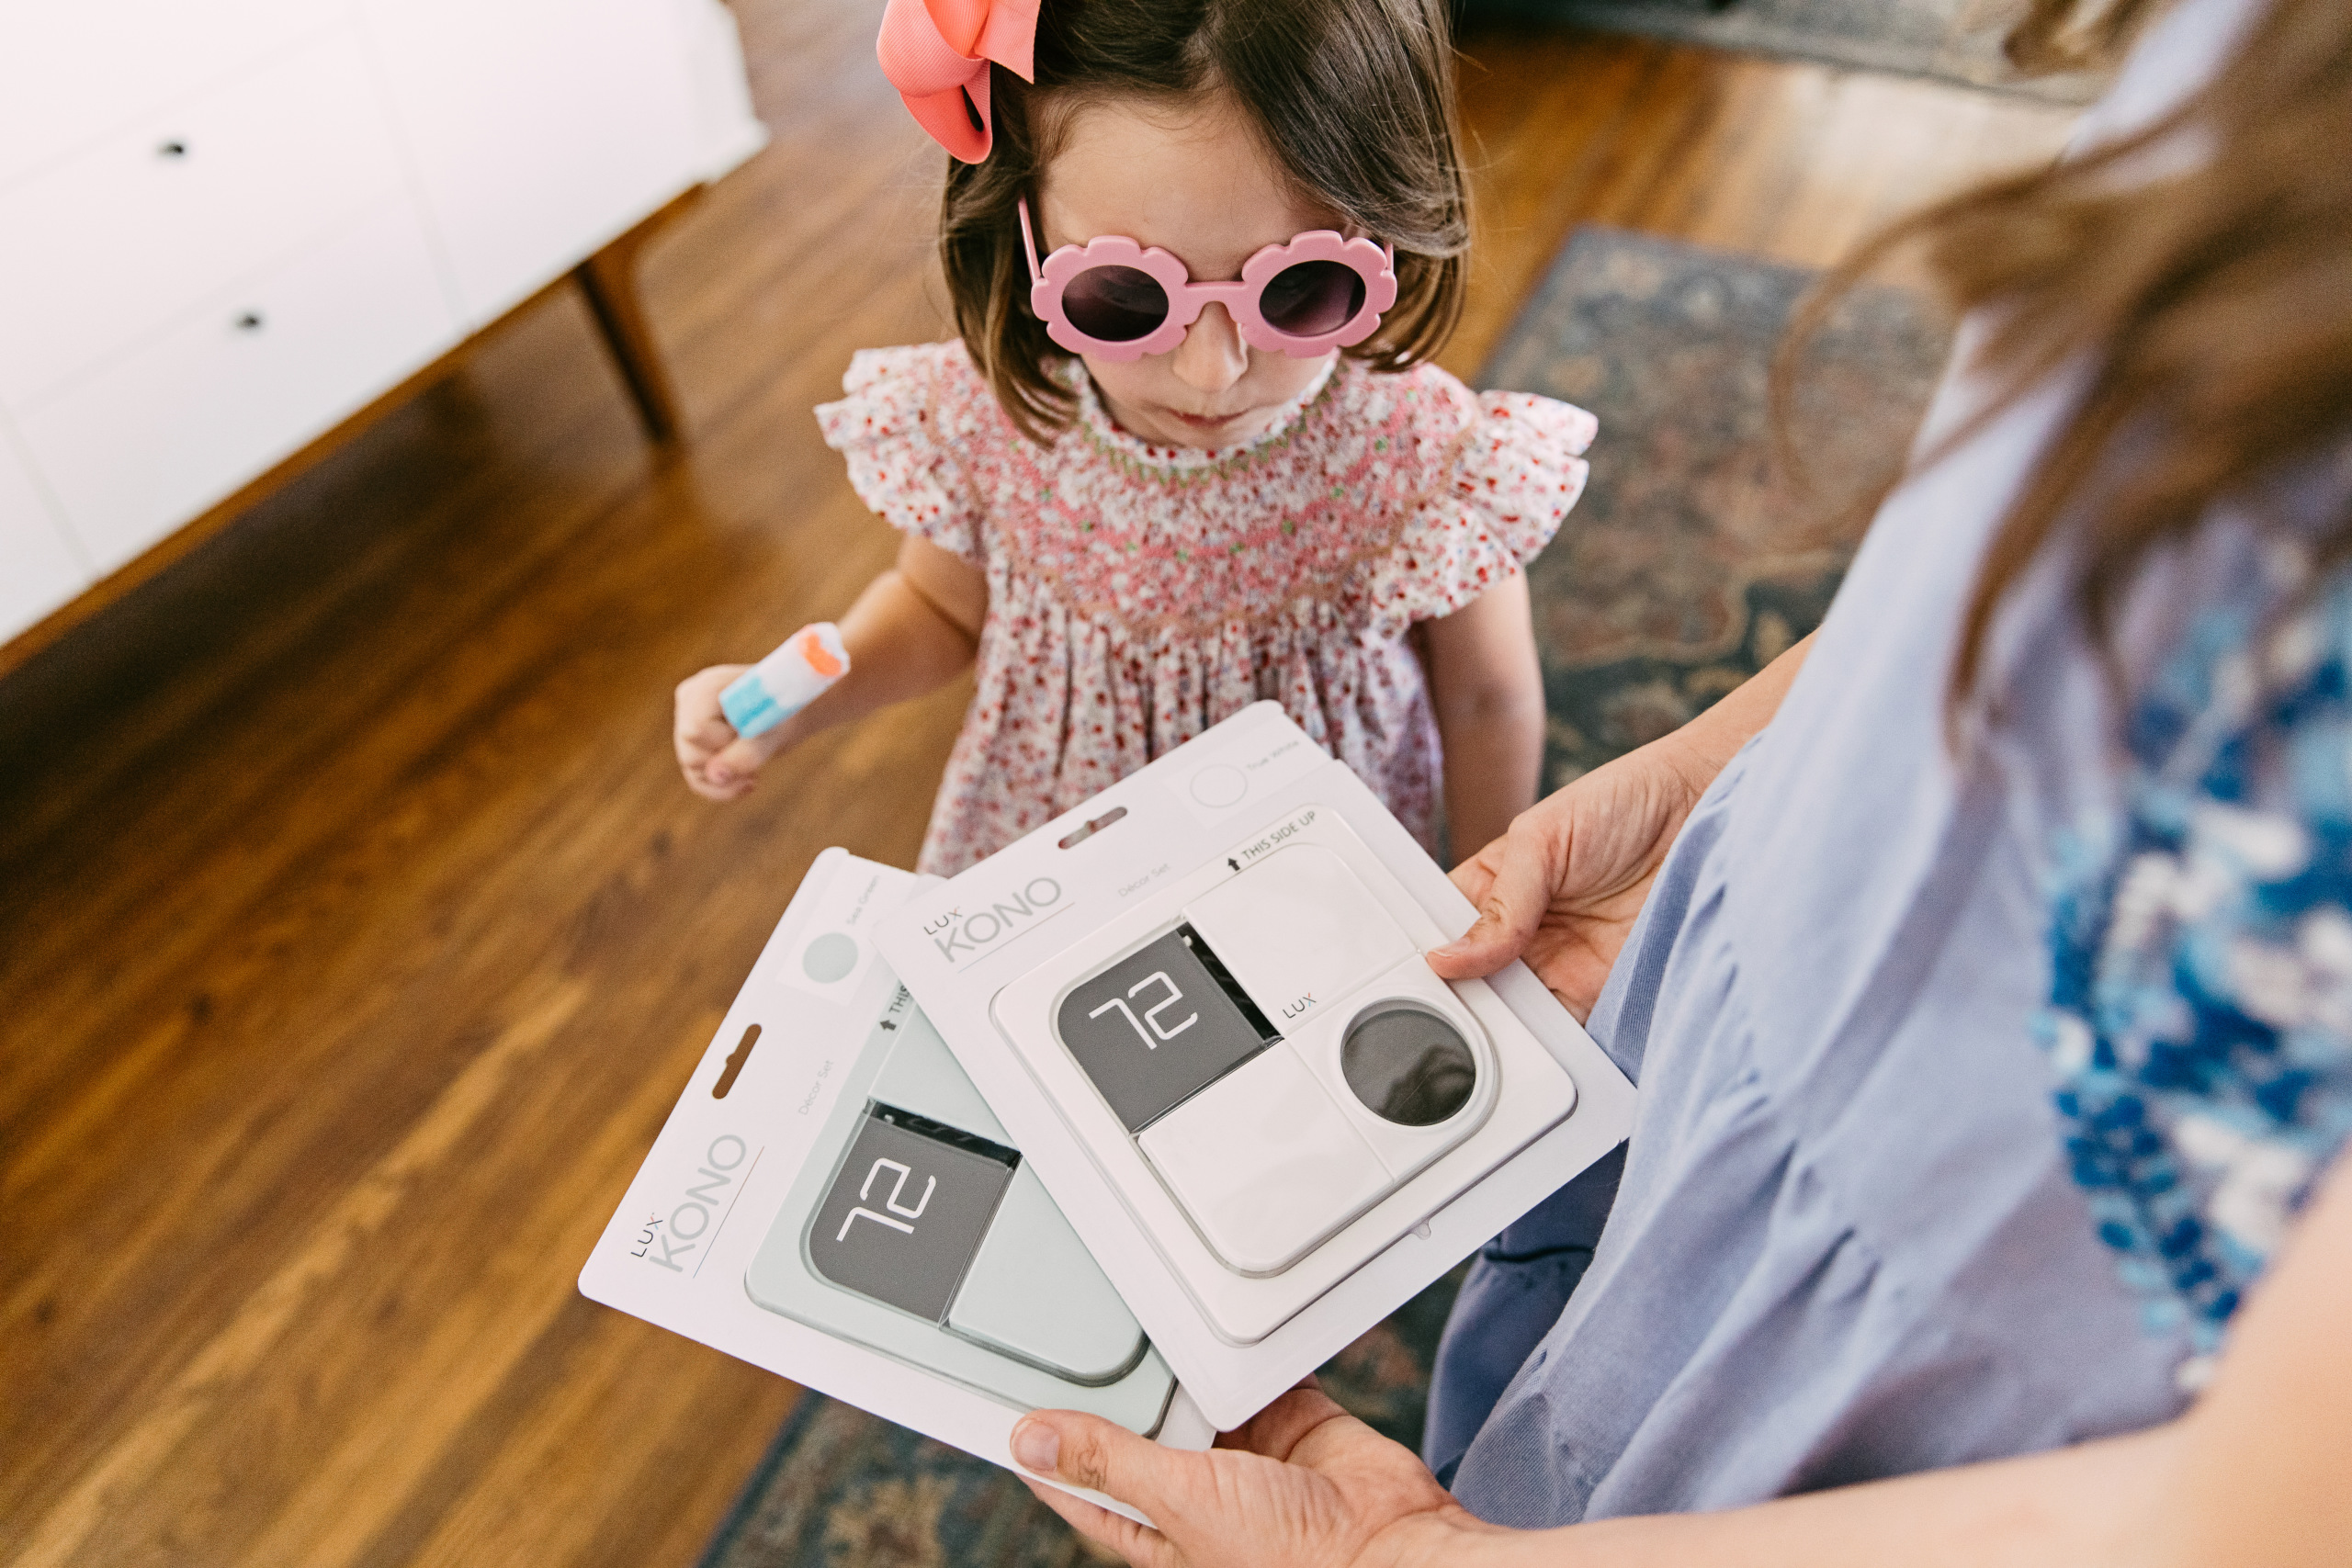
[1258,259,1366,337]
[1061,265,1170,342]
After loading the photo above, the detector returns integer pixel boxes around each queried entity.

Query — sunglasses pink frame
[1018,197,1398,362]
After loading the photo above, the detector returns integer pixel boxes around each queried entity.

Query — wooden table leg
[574,186,705,446]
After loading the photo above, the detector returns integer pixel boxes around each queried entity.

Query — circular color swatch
[1189,764,1247,808]
[801,931,860,984]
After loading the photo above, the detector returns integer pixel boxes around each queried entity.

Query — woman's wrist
[1640,628,1816,818]
[1362,1501,1510,1568]
[1651,726,1724,816]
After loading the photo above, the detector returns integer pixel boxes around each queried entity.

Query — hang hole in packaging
[711,1023,760,1099]
[1057,806,1128,850]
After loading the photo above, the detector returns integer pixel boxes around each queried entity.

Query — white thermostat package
[876,702,1637,1428]
[581,851,1210,1496]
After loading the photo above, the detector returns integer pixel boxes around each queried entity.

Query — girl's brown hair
[1779,0,2352,709]
[939,0,1470,443]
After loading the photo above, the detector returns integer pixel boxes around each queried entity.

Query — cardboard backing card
[580,850,1215,1504]
[877,702,1639,1429]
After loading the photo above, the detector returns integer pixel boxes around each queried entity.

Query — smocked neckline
[1070,356,1340,473]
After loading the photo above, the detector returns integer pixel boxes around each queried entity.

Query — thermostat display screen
[806,1109,1016,1322]
[1057,929,1275,1133]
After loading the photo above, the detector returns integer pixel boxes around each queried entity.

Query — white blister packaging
[580,850,1214,1498]
[876,702,1638,1428]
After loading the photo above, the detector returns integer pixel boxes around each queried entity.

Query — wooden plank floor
[0,6,2073,1566]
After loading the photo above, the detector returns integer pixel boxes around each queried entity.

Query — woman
[1002,0,2352,1558]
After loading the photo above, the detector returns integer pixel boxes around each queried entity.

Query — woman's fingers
[1223,1382,1357,1464]
[1012,1400,1464,1568]
[1447,845,1498,908]
[1019,1474,1170,1568]
[1428,821,1559,980]
[1013,1411,1182,1533]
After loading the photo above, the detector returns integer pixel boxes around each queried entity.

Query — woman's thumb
[1427,840,1552,980]
[1012,1411,1174,1518]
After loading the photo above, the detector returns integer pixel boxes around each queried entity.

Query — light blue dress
[1430,0,2352,1524]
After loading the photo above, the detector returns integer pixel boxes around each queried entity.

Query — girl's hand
[673,664,788,800]
[673,539,987,804]
[1012,1382,1483,1568]
[1426,733,1714,1020]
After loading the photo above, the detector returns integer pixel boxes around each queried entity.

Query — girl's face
[1037,94,1347,451]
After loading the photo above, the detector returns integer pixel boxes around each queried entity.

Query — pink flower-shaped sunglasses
[1019,197,1398,362]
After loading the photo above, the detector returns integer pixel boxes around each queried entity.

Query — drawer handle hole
[234,311,265,333]
[157,139,188,158]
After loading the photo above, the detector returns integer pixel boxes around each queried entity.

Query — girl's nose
[1171,302,1249,395]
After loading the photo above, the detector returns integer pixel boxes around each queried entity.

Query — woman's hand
[1430,632,1817,1019]
[1427,733,1713,1019]
[1013,1382,1483,1568]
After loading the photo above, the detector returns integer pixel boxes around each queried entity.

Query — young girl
[673,0,1596,876]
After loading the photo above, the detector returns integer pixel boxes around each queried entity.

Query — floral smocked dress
[816,343,1596,874]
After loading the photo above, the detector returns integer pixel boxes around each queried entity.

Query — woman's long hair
[1777,0,2352,707]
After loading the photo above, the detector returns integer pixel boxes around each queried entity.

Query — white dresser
[0,0,766,657]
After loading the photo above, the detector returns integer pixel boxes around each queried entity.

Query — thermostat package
[581,851,1211,1492]
[876,702,1638,1428]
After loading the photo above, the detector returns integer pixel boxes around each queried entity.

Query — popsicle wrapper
[721,623,851,738]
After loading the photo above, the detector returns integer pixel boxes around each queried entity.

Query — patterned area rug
[1464,0,2104,101]
[697,226,1955,1568]
[1487,227,1954,789]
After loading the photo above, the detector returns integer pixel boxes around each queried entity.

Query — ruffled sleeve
[814,342,989,565]
[1369,389,1596,628]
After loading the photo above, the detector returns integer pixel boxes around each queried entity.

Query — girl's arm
[674,536,985,800]
[1423,572,1548,862]
[1007,1145,2352,1568]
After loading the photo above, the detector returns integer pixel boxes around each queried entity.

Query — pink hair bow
[876,0,1040,163]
